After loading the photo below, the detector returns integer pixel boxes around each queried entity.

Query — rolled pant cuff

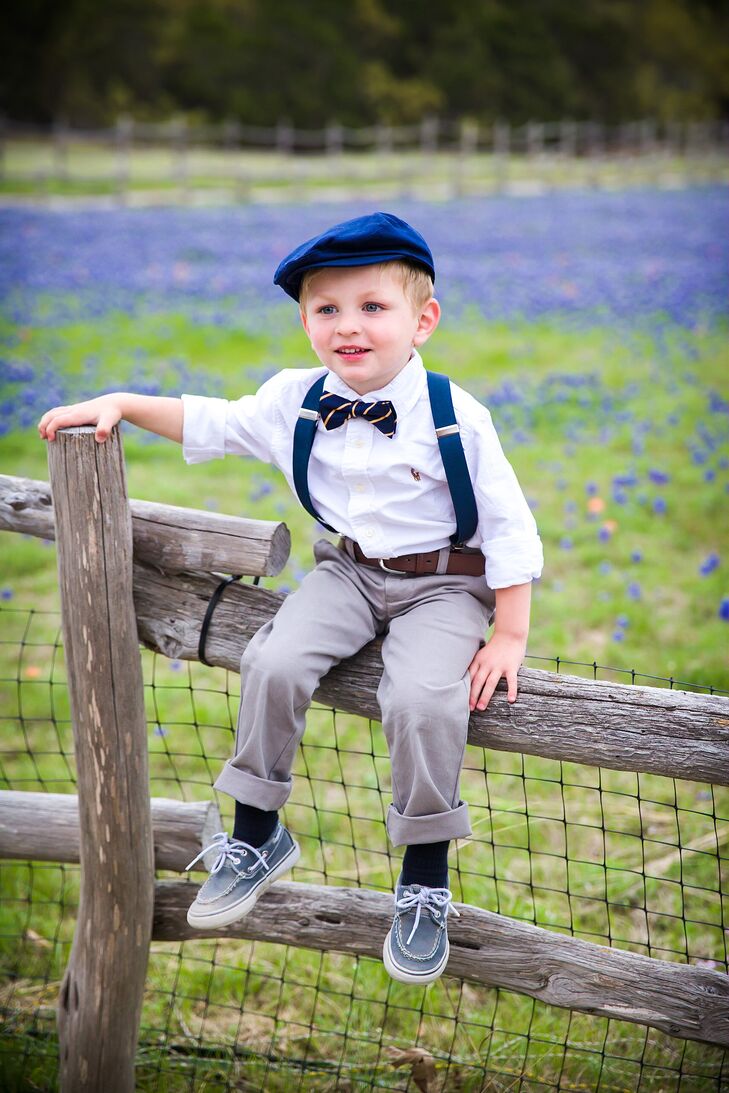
[213,763,293,811]
[386,801,471,847]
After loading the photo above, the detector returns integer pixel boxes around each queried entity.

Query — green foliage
[3,0,728,126]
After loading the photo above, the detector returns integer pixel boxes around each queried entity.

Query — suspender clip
[434,423,459,438]
[298,408,319,422]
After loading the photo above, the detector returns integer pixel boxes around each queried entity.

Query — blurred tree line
[4,0,728,127]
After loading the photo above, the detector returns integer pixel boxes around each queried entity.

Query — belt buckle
[378,557,403,575]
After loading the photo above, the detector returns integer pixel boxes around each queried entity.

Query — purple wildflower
[251,481,274,501]
[700,554,720,576]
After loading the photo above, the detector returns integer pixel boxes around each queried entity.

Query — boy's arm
[468,582,531,711]
[38,393,184,444]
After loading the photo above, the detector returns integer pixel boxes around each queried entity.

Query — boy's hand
[38,395,124,443]
[468,633,527,711]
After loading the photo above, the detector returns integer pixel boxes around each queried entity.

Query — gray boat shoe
[383,875,460,985]
[185,822,300,930]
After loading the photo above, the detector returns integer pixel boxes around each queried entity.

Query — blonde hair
[299,260,434,314]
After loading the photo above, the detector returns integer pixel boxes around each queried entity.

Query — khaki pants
[214,539,495,846]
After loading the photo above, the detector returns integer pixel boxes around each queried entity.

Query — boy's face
[300,265,440,395]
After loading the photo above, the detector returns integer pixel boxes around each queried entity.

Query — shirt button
[354,483,365,493]
[364,528,375,538]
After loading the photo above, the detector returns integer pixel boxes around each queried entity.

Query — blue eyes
[316,303,383,315]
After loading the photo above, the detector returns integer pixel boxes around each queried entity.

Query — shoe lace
[396,885,461,946]
[185,831,271,876]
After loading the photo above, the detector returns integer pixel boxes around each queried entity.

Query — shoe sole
[382,936,449,985]
[186,840,301,930]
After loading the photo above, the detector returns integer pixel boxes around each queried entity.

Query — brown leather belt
[342,538,485,577]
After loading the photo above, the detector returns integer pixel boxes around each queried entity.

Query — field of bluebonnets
[1,185,728,684]
[1,186,729,1091]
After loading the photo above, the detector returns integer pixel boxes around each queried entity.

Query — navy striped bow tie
[319,392,397,438]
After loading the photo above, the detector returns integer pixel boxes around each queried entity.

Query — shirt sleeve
[459,392,544,589]
[181,371,290,465]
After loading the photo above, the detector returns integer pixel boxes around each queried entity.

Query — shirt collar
[325,350,427,419]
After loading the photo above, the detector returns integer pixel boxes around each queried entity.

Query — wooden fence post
[48,426,153,1093]
[114,114,132,204]
[170,116,189,201]
[453,118,477,196]
[52,116,69,185]
[492,120,510,191]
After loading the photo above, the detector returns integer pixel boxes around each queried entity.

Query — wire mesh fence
[1,604,727,1092]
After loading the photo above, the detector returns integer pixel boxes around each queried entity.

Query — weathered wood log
[154,878,729,1047]
[48,427,154,1093]
[0,473,290,576]
[131,565,729,787]
[0,792,221,873]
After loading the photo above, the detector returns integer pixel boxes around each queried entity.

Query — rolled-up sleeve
[461,397,544,589]
[181,372,288,465]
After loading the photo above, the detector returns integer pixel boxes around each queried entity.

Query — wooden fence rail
[0,792,221,872]
[0,473,289,577]
[2,791,727,1047]
[1,431,728,1090]
[8,114,729,158]
[2,115,727,203]
[153,880,729,1048]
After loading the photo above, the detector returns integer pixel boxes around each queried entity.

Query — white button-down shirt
[182,351,543,589]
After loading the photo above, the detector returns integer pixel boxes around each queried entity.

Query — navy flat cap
[273,211,435,301]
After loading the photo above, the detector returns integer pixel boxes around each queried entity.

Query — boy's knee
[241,632,313,701]
[243,636,287,678]
[378,677,468,726]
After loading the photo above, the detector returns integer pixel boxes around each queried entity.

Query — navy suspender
[292,373,338,533]
[292,370,479,546]
[425,371,479,545]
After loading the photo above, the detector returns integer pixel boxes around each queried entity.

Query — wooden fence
[2,115,728,203]
[0,435,728,1091]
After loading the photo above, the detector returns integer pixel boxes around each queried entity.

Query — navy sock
[233,802,279,848]
[401,841,450,889]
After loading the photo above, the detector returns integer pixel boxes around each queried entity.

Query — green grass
[1,312,728,1090]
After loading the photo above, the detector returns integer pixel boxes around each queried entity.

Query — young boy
[39,212,543,986]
